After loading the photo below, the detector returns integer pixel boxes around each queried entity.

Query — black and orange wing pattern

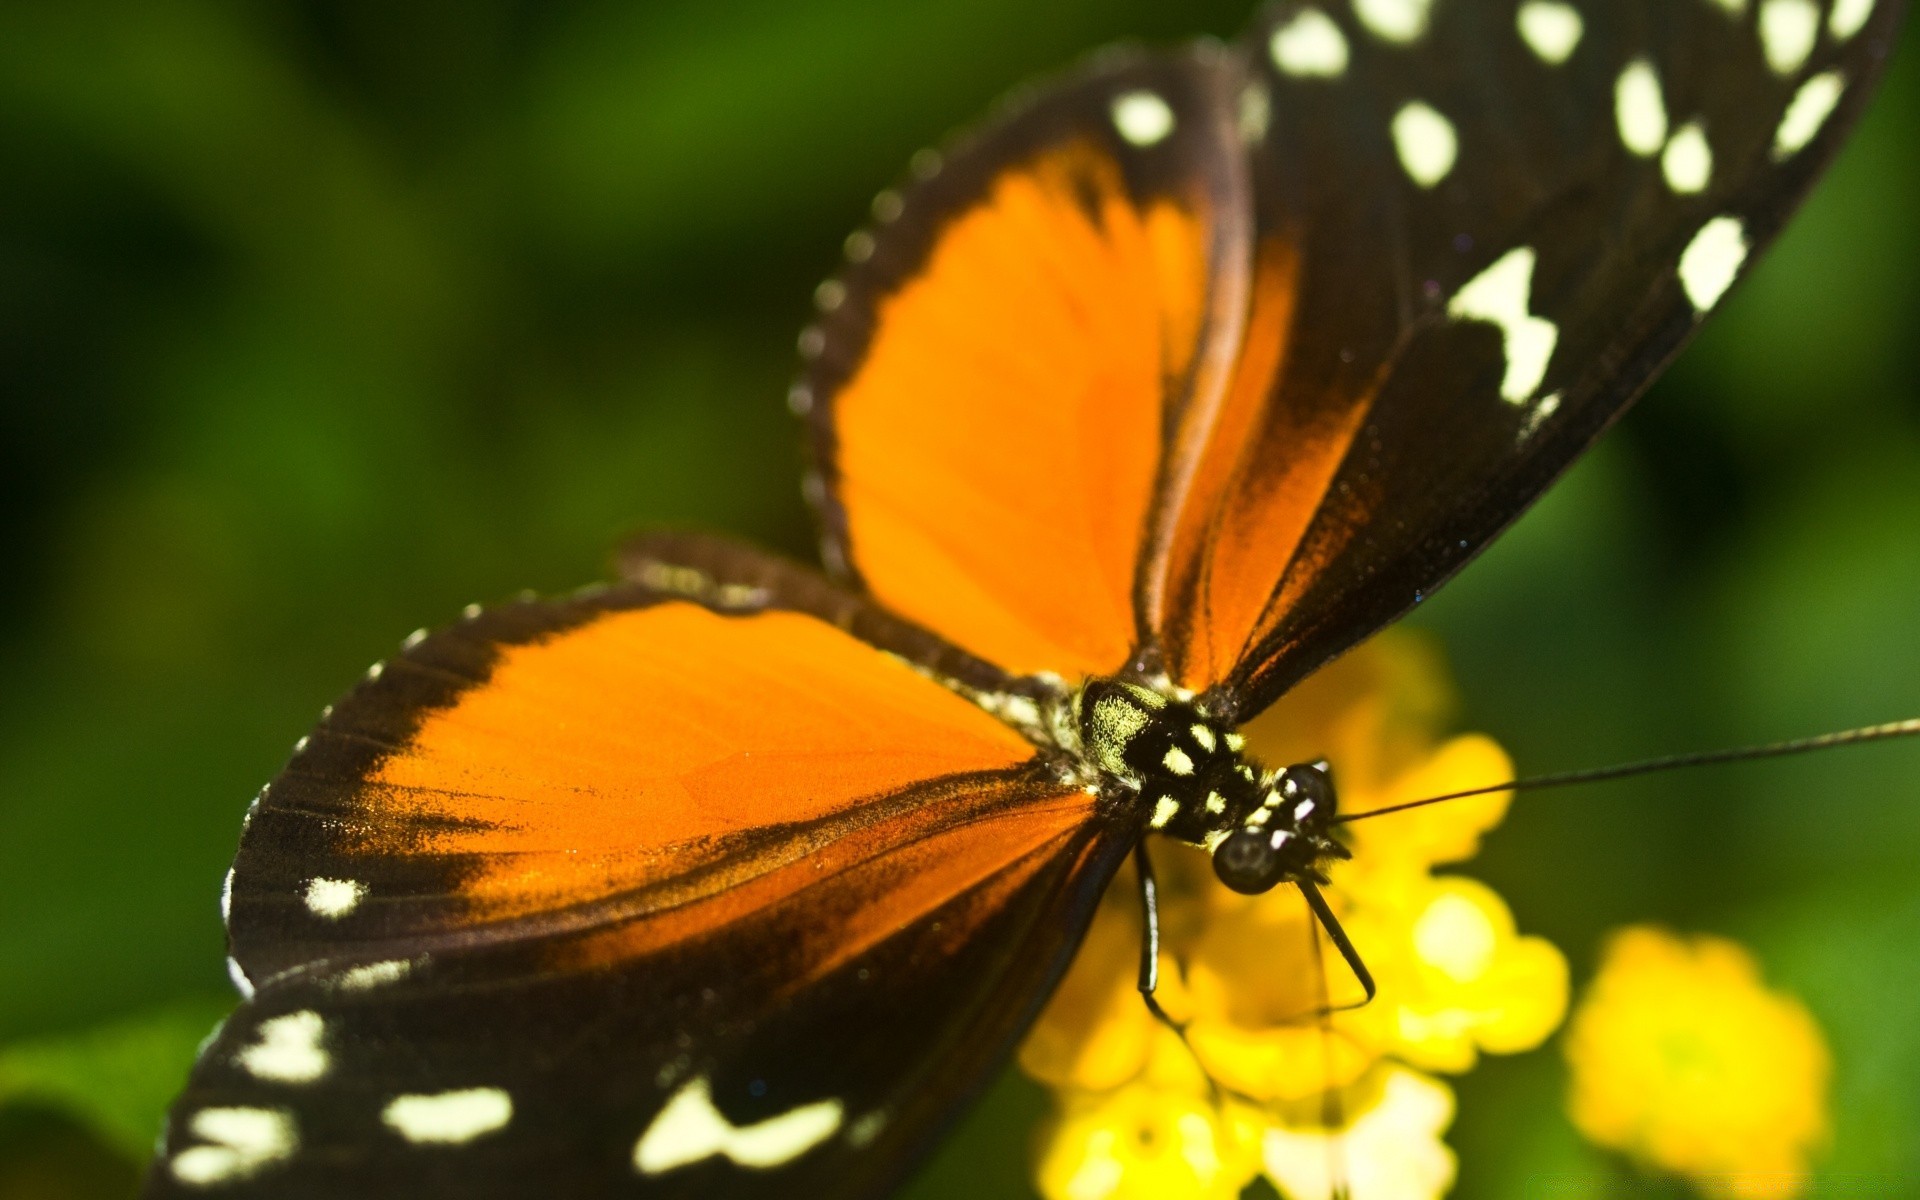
[146,3,1903,1197]
[146,538,1134,1198]
[799,44,1254,682]
[806,1,1902,715]
[1170,0,1907,713]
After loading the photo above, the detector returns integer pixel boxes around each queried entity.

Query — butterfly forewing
[147,545,1136,1197]
[802,44,1254,683]
[1178,0,1904,712]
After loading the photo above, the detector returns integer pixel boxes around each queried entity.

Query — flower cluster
[1564,925,1832,1200]
[1020,632,1569,1200]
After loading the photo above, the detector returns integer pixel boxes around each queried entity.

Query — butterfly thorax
[1071,678,1348,894]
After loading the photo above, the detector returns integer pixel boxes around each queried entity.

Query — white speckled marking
[1831,0,1876,39]
[1163,746,1195,776]
[1205,791,1227,814]
[336,958,413,991]
[1519,391,1563,440]
[1270,8,1349,77]
[382,1088,513,1144]
[402,627,428,650]
[1662,121,1713,193]
[635,1076,843,1174]
[169,1107,295,1186]
[1517,2,1583,64]
[844,230,876,262]
[1391,101,1457,187]
[1760,0,1820,75]
[1615,59,1667,156]
[847,1110,889,1147]
[1678,216,1750,312]
[1111,90,1176,146]
[302,877,365,919]
[1353,0,1432,43]
[813,279,845,312]
[1774,70,1846,159]
[1190,724,1216,752]
[1150,796,1181,829]
[1447,247,1558,403]
[236,1010,328,1084]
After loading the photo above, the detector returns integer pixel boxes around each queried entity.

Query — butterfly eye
[1279,762,1335,820]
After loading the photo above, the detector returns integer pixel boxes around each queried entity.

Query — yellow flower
[1021,631,1570,1198]
[1033,1041,1261,1200]
[1565,925,1832,1200]
[1378,875,1569,1072]
[1261,1067,1457,1200]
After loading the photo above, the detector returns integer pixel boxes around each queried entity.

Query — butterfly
[142,1,1903,1196]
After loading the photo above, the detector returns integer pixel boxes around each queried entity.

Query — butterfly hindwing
[146,544,1135,1197]
[1163,0,1907,710]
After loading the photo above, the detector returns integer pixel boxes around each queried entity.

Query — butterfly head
[1208,761,1348,895]
[1072,679,1347,893]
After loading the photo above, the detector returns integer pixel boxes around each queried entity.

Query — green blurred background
[0,2,1915,1197]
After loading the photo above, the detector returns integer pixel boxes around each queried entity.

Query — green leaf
[0,998,231,1159]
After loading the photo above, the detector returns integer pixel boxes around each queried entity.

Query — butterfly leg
[1298,878,1376,1011]
[1132,839,1187,1034]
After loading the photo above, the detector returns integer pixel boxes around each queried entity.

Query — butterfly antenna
[1336,716,1920,825]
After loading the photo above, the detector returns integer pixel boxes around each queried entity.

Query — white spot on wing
[1615,59,1668,157]
[1190,724,1217,752]
[236,1010,328,1084]
[382,1088,513,1144]
[1270,8,1350,77]
[1519,391,1563,440]
[1111,90,1176,146]
[1447,247,1558,403]
[1516,2,1583,64]
[1759,0,1820,75]
[1679,216,1750,312]
[635,1076,844,1174]
[1390,101,1457,187]
[1353,0,1433,43]
[1774,70,1846,159]
[169,1107,296,1186]
[1163,746,1195,776]
[335,958,414,991]
[302,877,364,919]
[1831,0,1877,40]
[1662,121,1713,193]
